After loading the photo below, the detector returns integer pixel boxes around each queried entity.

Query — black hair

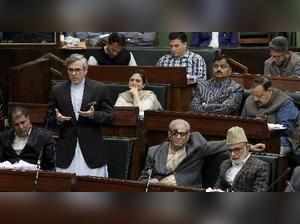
[213,54,230,65]
[168,32,188,43]
[108,32,126,46]
[252,76,272,91]
[131,69,148,85]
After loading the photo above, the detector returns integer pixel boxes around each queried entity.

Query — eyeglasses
[169,129,189,137]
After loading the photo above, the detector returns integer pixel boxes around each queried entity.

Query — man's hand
[79,105,95,118]
[55,109,72,122]
[250,143,266,152]
[149,178,159,184]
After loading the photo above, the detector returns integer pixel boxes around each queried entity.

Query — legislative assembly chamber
[0,32,300,193]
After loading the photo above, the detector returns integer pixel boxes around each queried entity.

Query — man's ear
[168,131,172,140]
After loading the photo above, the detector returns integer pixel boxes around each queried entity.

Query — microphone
[267,167,291,192]
[33,148,44,191]
[285,181,296,192]
[145,168,153,193]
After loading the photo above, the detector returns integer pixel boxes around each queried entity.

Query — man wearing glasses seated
[139,119,227,187]
[214,127,270,192]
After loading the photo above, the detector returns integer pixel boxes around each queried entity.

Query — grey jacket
[139,132,227,187]
[264,51,300,77]
[215,156,270,192]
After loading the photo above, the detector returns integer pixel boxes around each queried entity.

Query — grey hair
[65,53,88,70]
[169,119,191,131]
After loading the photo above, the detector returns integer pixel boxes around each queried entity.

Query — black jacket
[47,79,113,169]
[0,127,55,171]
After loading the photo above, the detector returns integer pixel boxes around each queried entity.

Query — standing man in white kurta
[47,54,113,177]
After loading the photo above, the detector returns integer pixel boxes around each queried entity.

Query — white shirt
[71,79,85,120]
[208,32,219,48]
[12,128,32,155]
[225,153,251,185]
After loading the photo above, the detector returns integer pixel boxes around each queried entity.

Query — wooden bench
[87,66,193,111]
[143,111,281,154]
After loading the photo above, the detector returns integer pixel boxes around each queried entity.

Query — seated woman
[114,70,162,116]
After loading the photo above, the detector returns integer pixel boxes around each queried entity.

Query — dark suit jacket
[191,32,239,48]
[0,127,55,170]
[47,79,113,169]
[215,156,270,192]
[139,133,227,187]
[285,166,300,192]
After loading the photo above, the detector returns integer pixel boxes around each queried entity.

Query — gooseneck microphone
[33,148,44,191]
[145,168,153,193]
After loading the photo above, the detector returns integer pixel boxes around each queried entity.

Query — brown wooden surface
[87,66,192,111]
[0,169,75,192]
[143,111,281,154]
[232,73,300,92]
[7,102,144,180]
[74,176,203,192]
[8,58,52,104]
[0,169,203,192]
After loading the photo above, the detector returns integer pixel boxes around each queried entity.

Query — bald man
[139,119,227,187]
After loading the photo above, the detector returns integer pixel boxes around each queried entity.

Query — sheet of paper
[268,123,287,130]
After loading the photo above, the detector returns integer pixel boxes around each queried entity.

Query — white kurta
[56,79,108,177]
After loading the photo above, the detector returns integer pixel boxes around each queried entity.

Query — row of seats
[82,48,219,79]
[105,137,285,191]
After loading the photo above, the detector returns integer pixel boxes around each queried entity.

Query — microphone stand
[286,181,296,192]
[145,168,153,193]
[33,149,43,192]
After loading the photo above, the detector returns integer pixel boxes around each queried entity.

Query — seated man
[0,106,55,170]
[88,32,137,66]
[264,36,300,77]
[156,32,207,83]
[191,55,243,115]
[119,32,157,46]
[139,119,227,187]
[191,32,239,48]
[242,76,299,154]
[215,126,270,192]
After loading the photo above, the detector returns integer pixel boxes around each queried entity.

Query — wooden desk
[0,169,203,192]
[74,176,203,192]
[87,66,192,111]
[0,169,75,192]
[232,73,300,92]
[8,102,143,180]
[144,111,281,154]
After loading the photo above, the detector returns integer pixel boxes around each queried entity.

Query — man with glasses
[242,76,299,155]
[139,119,227,187]
[214,126,269,192]
[191,55,243,115]
[264,36,300,77]
[47,54,113,177]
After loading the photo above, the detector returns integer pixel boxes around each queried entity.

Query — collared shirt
[225,153,251,186]
[209,32,219,48]
[160,146,187,186]
[191,78,243,115]
[264,51,300,77]
[166,146,187,172]
[12,128,32,155]
[156,50,207,82]
[71,79,85,120]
